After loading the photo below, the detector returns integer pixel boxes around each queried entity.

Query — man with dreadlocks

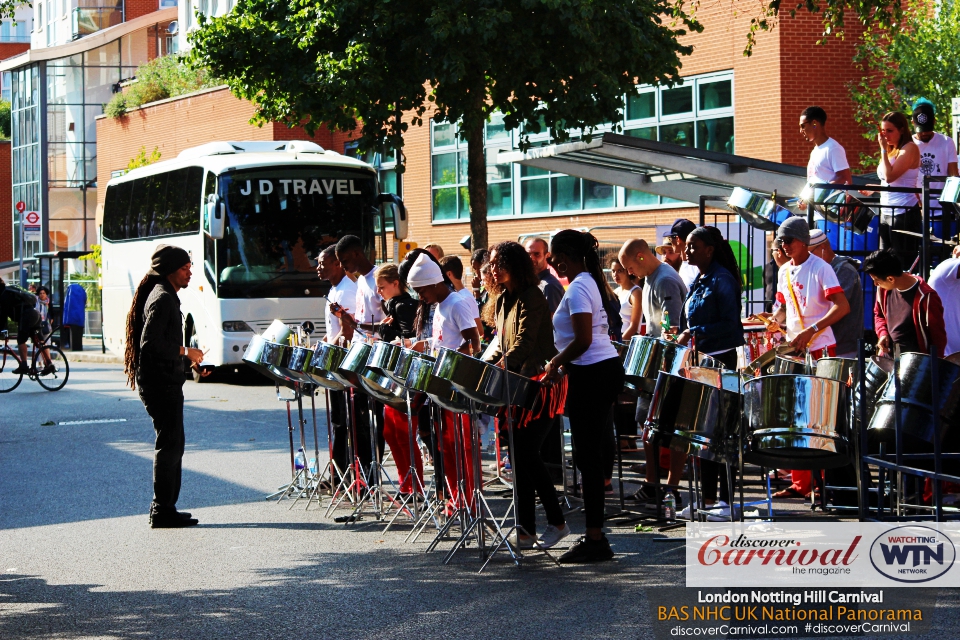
[125,245,207,528]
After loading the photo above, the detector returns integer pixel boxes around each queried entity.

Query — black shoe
[628,485,659,506]
[151,513,199,528]
[39,364,55,376]
[11,365,29,375]
[557,534,615,564]
[175,511,193,520]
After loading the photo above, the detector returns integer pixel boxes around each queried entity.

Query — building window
[344,141,396,231]
[427,70,734,222]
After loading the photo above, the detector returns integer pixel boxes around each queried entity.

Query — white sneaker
[507,530,536,549]
[537,523,571,549]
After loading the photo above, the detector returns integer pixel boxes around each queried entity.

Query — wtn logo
[879,543,944,566]
[870,526,956,583]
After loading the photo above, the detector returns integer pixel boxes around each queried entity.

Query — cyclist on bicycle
[0,276,52,375]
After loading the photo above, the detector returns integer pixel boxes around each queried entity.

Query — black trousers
[566,357,623,529]
[513,412,566,536]
[140,384,185,513]
[329,390,384,478]
[879,205,921,269]
[699,349,739,504]
[328,390,349,478]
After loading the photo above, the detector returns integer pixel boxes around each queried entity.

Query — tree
[128,146,162,170]
[188,0,914,249]
[848,0,960,169]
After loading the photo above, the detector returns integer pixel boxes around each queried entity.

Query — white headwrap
[407,253,444,288]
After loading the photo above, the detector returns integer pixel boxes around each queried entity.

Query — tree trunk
[465,116,488,253]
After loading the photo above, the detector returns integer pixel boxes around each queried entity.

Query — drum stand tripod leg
[435,411,477,560]
[290,385,314,509]
[383,391,424,533]
[266,385,307,501]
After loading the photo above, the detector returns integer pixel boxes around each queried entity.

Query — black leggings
[879,205,921,269]
[512,412,565,536]
[566,357,624,529]
[699,349,739,503]
[140,384,185,513]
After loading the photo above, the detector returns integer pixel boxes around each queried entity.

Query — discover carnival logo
[687,523,960,587]
[869,525,956,583]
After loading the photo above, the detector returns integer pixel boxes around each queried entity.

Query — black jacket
[377,292,418,342]
[137,280,187,388]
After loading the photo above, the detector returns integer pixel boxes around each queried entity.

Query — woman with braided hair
[543,230,623,563]
[673,225,745,519]
[125,245,207,528]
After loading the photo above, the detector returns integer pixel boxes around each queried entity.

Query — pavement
[1,362,958,639]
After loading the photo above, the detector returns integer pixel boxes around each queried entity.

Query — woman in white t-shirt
[543,230,623,564]
[610,257,642,340]
[874,111,922,266]
[404,250,481,513]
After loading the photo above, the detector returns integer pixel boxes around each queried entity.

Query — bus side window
[202,170,218,290]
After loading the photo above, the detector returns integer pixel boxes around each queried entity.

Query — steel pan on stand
[816,358,859,385]
[367,341,403,378]
[802,183,876,235]
[333,341,372,389]
[305,342,348,391]
[433,347,541,410]
[622,335,717,394]
[726,187,793,231]
[743,374,851,470]
[241,335,289,383]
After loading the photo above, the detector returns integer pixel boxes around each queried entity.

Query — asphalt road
[1,362,958,639]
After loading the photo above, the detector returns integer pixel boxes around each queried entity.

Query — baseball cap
[776,216,811,245]
[808,228,829,249]
[669,219,697,241]
[912,99,935,133]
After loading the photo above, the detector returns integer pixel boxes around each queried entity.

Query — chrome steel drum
[388,347,421,385]
[404,353,437,392]
[645,370,741,462]
[366,341,403,377]
[307,342,348,391]
[744,374,851,470]
[241,335,288,382]
[622,335,717,393]
[333,341,372,389]
[854,356,892,425]
[272,345,316,385]
[804,184,876,235]
[743,344,794,379]
[773,353,812,376]
[435,347,543,410]
[359,368,418,413]
[868,353,960,446]
[727,187,793,231]
[816,357,858,385]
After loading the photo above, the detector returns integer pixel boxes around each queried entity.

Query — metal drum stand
[406,402,447,544]
[383,387,428,532]
[325,389,369,518]
[308,389,345,509]
[291,383,323,509]
[426,408,474,554]
[265,381,316,502]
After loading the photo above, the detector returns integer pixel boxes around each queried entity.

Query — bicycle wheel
[0,347,24,392]
[34,345,69,391]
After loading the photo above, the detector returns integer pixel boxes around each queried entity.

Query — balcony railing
[71,6,123,40]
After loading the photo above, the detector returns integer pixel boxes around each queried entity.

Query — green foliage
[127,146,162,170]
[79,244,102,270]
[104,55,221,118]
[0,99,10,139]
[848,0,960,170]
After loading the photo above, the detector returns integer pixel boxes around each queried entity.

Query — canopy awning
[499,133,865,204]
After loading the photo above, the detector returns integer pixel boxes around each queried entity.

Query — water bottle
[308,457,317,476]
[295,448,306,471]
[664,492,676,521]
[661,309,671,337]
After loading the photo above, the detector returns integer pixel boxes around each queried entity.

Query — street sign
[22,210,41,241]
[15,201,25,213]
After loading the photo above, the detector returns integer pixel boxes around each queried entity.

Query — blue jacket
[682,262,745,355]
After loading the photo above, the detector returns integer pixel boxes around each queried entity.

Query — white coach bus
[100,140,406,378]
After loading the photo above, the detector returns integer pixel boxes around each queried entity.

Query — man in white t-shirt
[929,246,960,357]
[799,106,853,208]
[912,99,959,219]
[758,217,850,500]
[440,255,482,333]
[335,235,384,331]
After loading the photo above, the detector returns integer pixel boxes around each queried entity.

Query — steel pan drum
[366,341,403,377]
[727,187,793,231]
[853,356,892,425]
[333,341,372,389]
[743,344,794,379]
[868,353,960,446]
[306,342,348,391]
[622,336,717,394]
[432,347,540,409]
[401,352,473,414]
[272,345,316,385]
[744,374,851,470]
[241,335,288,382]
[645,370,741,462]
[388,347,421,385]
[804,184,876,235]
[359,368,417,413]
[816,357,859,385]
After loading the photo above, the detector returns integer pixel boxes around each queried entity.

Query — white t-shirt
[553,272,619,366]
[354,269,385,324]
[615,285,639,328]
[432,291,477,351]
[324,275,357,341]
[456,287,481,321]
[679,261,700,290]
[915,133,959,212]
[807,137,850,184]
[929,257,960,356]
[774,254,844,352]
[879,149,921,213]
